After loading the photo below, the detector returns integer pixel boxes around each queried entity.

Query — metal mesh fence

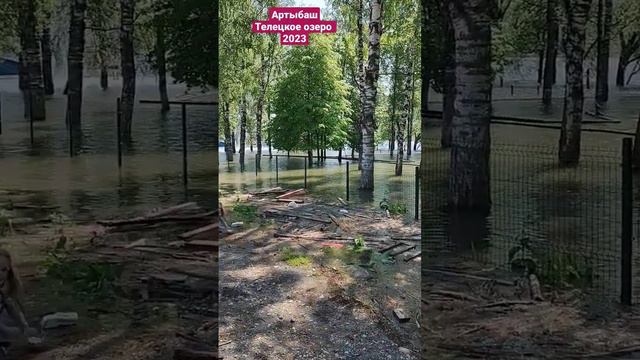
[423,139,623,299]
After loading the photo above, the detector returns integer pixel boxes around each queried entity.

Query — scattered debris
[41,312,78,330]
[393,308,410,322]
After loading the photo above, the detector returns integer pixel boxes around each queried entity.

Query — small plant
[508,232,537,275]
[539,252,594,288]
[43,250,121,300]
[352,236,366,252]
[280,247,311,267]
[231,203,257,222]
[388,202,408,215]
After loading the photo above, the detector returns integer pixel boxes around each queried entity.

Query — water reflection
[0,77,217,218]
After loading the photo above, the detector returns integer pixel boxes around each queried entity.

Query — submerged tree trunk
[559,0,591,165]
[239,97,247,171]
[41,26,54,95]
[66,0,87,128]
[543,0,558,105]
[120,0,136,140]
[448,0,493,212]
[395,60,412,176]
[223,102,233,161]
[156,21,169,113]
[360,0,382,190]
[595,0,612,106]
[22,0,46,121]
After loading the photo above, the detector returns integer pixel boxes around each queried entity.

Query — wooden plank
[185,240,219,251]
[276,188,306,199]
[393,308,410,322]
[328,214,341,228]
[403,251,421,262]
[389,244,417,257]
[179,223,219,239]
[97,211,216,226]
[276,198,304,203]
[147,202,199,218]
[337,197,348,206]
[379,242,406,253]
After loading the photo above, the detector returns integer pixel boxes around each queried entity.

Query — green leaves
[270,35,352,152]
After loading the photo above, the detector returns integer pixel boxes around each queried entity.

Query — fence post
[415,166,420,221]
[510,84,514,96]
[586,69,591,89]
[0,92,3,135]
[276,155,279,185]
[29,91,34,146]
[346,161,350,201]
[622,138,633,305]
[116,97,122,168]
[181,103,188,187]
[304,160,307,189]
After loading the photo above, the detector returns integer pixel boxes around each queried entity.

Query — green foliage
[231,202,257,222]
[270,35,352,152]
[539,252,594,288]
[43,251,121,300]
[388,202,408,215]
[280,247,311,267]
[352,235,366,252]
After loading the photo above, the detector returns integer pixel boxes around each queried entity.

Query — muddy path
[423,256,640,359]
[1,190,217,360]
[219,189,421,359]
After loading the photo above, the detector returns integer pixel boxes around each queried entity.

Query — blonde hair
[0,248,24,300]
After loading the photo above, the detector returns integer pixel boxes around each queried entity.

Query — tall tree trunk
[22,0,46,121]
[120,0,136,140]
[543,0,558,105]
[239,97,247,171]
[395,60,411,176]
[41,26,54,95]
[360,0,383,190]
[390,51,399,158]
[100,65,109,90]
[442,4,455,149]
[156,21,170,113]
[615,33,639,87]
[559,0,591,165]
[633,113,640,167]
[232,132,236,153]
[223,102,233,161]
[537,47,545,84]
[420,0,429,244]
[356,0,365,171]
[18,54,29,118]
[407,61,415,160]
[267,103,273,158]
[448,0,493,212]
[595,0,612,106]
[66,0,87,128]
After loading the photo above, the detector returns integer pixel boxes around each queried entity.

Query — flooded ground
[423,84,640,302]
[0,76,217,220]
[0,75,217,359]
[220,152,421,222]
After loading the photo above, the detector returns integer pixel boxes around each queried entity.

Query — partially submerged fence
[224,154,420,221]
[423,138,640,304]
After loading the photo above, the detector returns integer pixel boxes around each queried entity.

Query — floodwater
[219,150,421,221]
[0,75,217,220]
[423,77,640,300]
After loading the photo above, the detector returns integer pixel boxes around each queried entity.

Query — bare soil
[423,255,640,359]
[219,190,421,359]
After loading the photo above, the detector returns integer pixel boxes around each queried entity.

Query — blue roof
[0,58,19,76]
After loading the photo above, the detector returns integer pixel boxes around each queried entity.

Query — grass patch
[231,202,258,222]
[322,237,395,271]
[388,202,408,215]
[280,247,312,267]
[42,250,122,302]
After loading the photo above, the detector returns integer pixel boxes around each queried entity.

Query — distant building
[0,57,19,76]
